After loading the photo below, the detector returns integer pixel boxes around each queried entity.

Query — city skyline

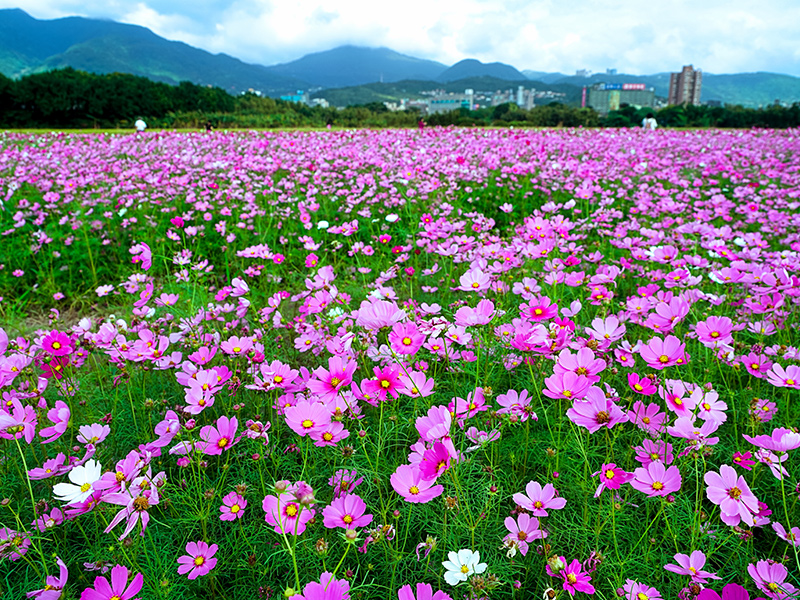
[4,1,800,77]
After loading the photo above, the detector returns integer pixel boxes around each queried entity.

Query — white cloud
[4,0,800,75]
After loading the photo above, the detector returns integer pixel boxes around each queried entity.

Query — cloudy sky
[7,0,800,75]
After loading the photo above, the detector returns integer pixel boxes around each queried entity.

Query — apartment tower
[668,65,703,105]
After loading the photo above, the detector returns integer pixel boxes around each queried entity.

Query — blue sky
[8,0,800,76]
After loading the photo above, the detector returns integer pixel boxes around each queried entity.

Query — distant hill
[437,59,526,83]
[267,46,447,88]
[0,8,307,94]
[2,8,800,107]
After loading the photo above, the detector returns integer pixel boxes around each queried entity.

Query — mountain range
[2,8,800,108]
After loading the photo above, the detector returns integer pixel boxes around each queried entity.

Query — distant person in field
[642,113,658,130]
[205,121,214,132]
[135,119,147,133]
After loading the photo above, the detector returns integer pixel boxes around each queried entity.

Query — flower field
[0,127,799,600]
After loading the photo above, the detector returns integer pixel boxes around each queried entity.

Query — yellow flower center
[343,515,353,524]
[330,377,341,387]
[471,282,480,288]
[409,486,420,495]
[217,438,229,448]
[658,355,669,363]
[403,337,412,345]
[52,341,62,349]
[652,481,664,491]
[605,469,615,479]
[274,375,283,383]
[233,346,241,353]
[194,556,205,566]
[461,565,470,573]
[80,483,91,493]
[285,504,298,517]
[302,419,314,429]
[634,384,643,391]
[567,573,577,584]
[231,504,240,513]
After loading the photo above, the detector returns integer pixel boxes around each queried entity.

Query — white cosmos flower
[385,213,399,223]
[53,459,102,505]
[316,220,329,230]
[442,549,487,586]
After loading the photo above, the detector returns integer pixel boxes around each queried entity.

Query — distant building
[586,83,655,115]
[668,66,702,106]
[576,69,591,77]
[606,68,617,75]
[280,90,310,105]
[427,89,475,114]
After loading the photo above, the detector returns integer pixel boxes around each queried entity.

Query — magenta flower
[219,491,247,521]
[418,442,451,481]
[512,481,566,516]
[79,564,143,600]
[0,527,30,561]
[307,356,357,400]
[546,557,595,596]
[496,389,536,422]
[633,439,674,467]
[390,464,443,504]
[628,373,656,395]
[41,331,73,356]
[322,493,372,530]
[772,522,800,547]
[553,348,605,383]
[458,268,491,292]
[704,465,759,527]
[698,583,766,600]
[290,572,350,600]
[363,364,402,402]
[177,540,218,580]
[592,463,633,498]
[748,560,797,598]
[388,322,425,355]
[664,550,721,583]
[742,428,800,453]
[0,398,38,443]
[630,462,682,497]
[627,401,666,436]
[397,582,452,600]
[328,469,363,499]
[732,451,756,470]
[765,364,800,389]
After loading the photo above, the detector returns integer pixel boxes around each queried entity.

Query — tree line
[1,68,799,129]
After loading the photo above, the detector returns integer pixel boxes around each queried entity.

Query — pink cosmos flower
[740,352,772,378]
[363,364,402,402]
[199,416,239,455]
[39,400,70,443]
[388,322,425,355]
[77,424,110,446]
[0,398,38,443]
[522,295,558,321]
[307,356,357,400]
[546,557,595,596]
[457,268,491,292]
[177,540,218,580]
[772,522,800,547]
[639,335,688,370]
[621,580,662,600]
[543,371,592,400]
[633,439,674,467]
[0,527,30,561]
[129,242,152,271]
[495,389,537,422]
[329,469,363,499]
[503,513,546,556]
[553,348,605,383]
[418,442,451,480]
[262,493,315,535]
[663,550,721,583]
[397,583,452,600]
[698,583,766,600]
[454,299,496,326]
[704,465,759,527]
[627,373,656,395]
[566,387,627,434]
[310,421,350,447]
[765,364,799,389]
[585,315,626,343]
[732,451,756,470]
[290,572,350,600]
[415,405,452,441]
[41,331,73,356]
[743,428,800,453]
[390,464,443,504]
[220,335,253,356]
[630,462,681,497]
[285,401,331,437]
[627,401,666,436]
[512,481,566,516]
[219,491,247,521]
[79,564,143,600]
[747,560,797,599]
[322,493,372,530]
[27,555,68,599]
[592,463,633,497]
[397,371,435,398]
